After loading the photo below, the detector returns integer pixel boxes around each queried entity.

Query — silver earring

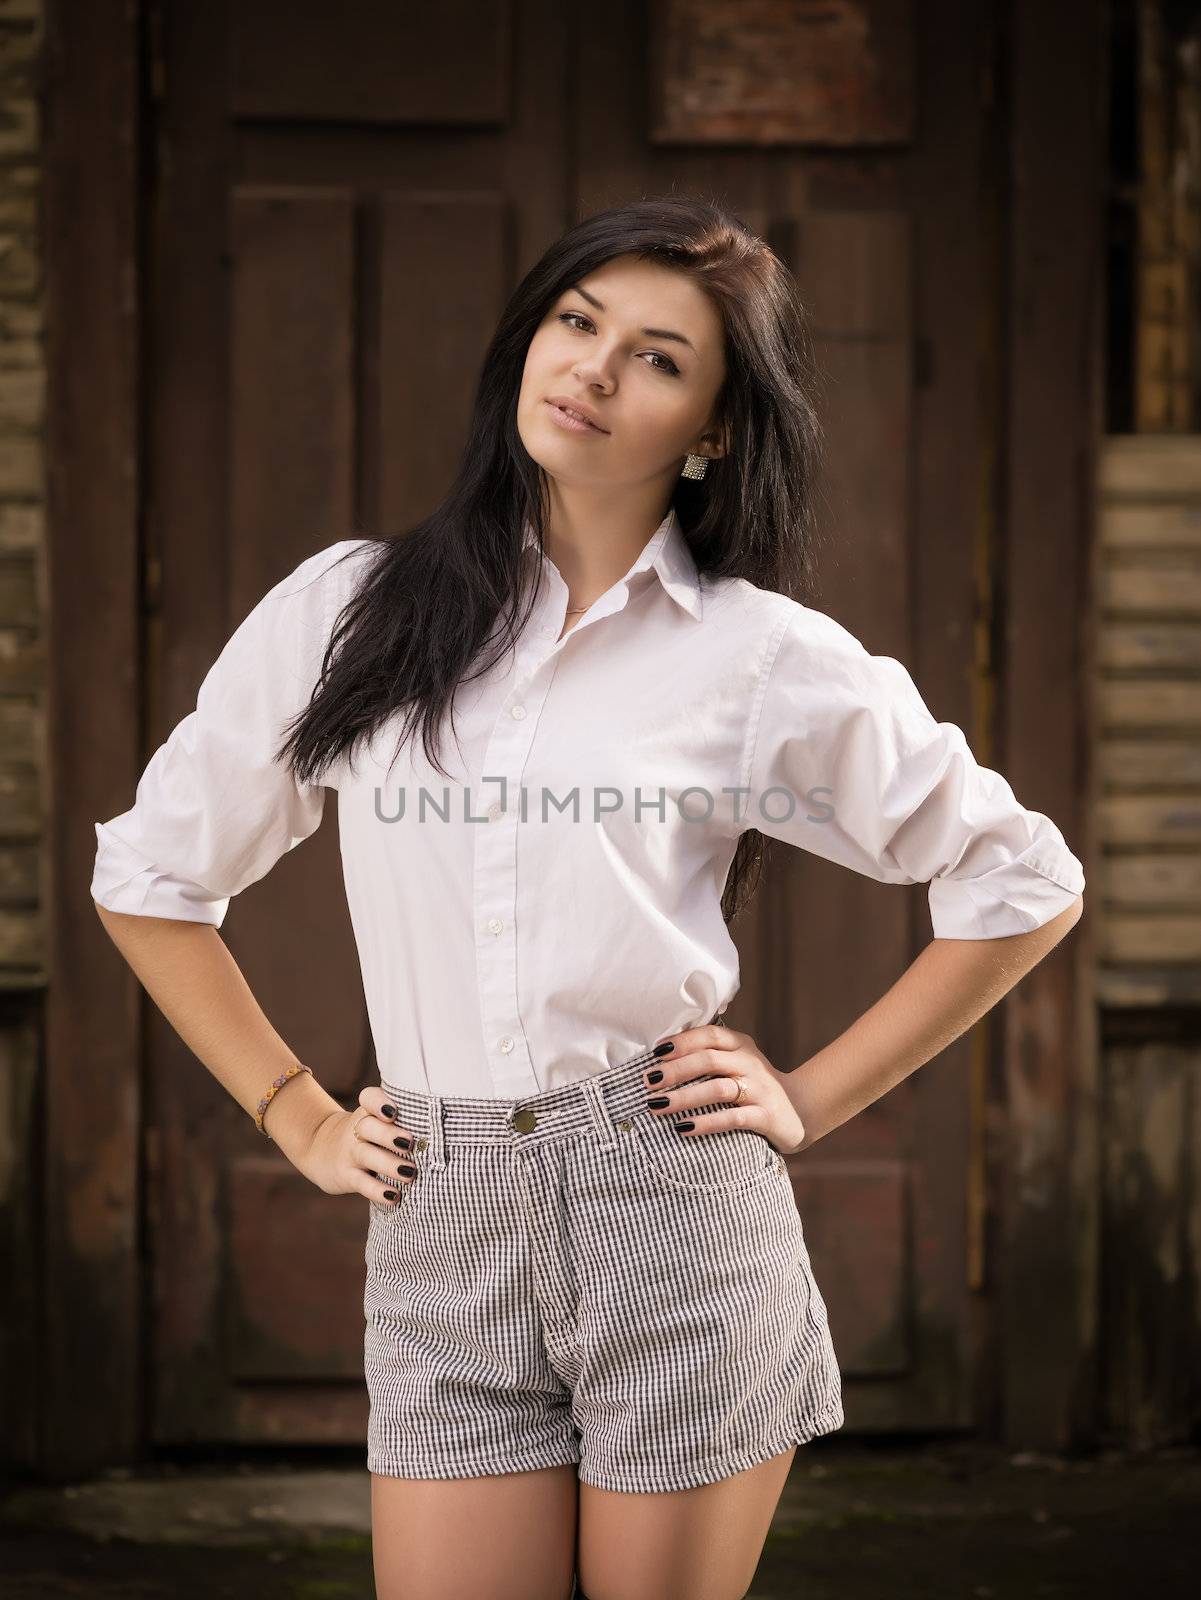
[681,452,709,480]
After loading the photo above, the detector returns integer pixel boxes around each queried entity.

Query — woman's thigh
[575,1445,796,1600]
[371,1462,579,1600]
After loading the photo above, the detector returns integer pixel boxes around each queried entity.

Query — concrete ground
[1,1438,1198,1598]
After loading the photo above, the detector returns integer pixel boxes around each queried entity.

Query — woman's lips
[545,399,607,435]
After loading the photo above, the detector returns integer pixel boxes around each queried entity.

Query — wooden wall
[8,0,1162,1474]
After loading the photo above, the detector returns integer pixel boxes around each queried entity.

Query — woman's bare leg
[575,1444,796,1600]
[372,1462,579,1600]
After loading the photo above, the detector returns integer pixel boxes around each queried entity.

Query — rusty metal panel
[649,0,914,146]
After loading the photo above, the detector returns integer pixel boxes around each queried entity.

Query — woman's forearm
[780,895,1085,1150]
[92,904,342,1155]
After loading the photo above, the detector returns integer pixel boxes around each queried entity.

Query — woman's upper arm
[742,603,1086,939]
[90,538,370,927]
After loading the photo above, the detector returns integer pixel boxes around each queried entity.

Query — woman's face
[516,255,728,490]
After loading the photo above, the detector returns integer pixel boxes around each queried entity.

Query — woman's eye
[555,311,680,377]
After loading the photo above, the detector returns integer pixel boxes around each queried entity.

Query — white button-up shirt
[91,507,1085,1098]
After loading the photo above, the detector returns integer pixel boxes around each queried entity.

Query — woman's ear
[698,422,731,461]
[687,412,731,462]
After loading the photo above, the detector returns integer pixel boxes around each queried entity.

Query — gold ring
[733,1076,748,1106]
[352,1112,371,1142]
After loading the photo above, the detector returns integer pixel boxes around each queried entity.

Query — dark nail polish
[674,1120,695,1133]
[394,1135,412,1150]
[652,1042,675,1057]
[397,1163,417,1177]
[646,1069,664,1085]
[381,1103,396,1118]
[383,1189,398,1200]
[647,1096,670,1109]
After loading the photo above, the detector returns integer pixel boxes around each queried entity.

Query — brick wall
[0,0,44,984]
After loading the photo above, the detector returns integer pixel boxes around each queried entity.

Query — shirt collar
[520,506,703,623]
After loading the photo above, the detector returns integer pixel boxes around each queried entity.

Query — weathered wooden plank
[1101,1037,1201,1446]
[1099,681,1201,729]
[0,551,35,623]
[1101,560,1201,614]
[1099,795,1201,846]
[1100,502,1201,546]
[1096,962,1201,1005]
[1099,434,1201,497]
[0,1010,42,1459]
[42,0,143,1475]
[1100,737,1201,787]
[1002,0,1102,1451]
[1099,914,1201,963]
[1100,619,1201,669]
[375,193,507,529]
[230,0,512,126]
[1102,851,1201,904]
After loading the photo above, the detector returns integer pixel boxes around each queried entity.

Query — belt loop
[428,1093,448,1169]
[581,1074,620,1153]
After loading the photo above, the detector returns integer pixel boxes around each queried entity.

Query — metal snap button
[414,1137,428,1152]
[617,1117,632,1132]
[511,1108,537,1133]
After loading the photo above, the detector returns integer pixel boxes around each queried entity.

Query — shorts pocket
[629,1103,787,1196]
[366,1142,426,1231]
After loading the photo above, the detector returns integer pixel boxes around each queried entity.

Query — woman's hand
[642,1022,806,1156]
[292,1087,419,1206]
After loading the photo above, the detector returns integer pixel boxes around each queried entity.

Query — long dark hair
[278,193,826,925]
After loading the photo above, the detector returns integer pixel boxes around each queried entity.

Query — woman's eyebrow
[566,282,696,353]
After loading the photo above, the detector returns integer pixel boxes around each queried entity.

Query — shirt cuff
[926,847,1086,940]
[90,822,230,926]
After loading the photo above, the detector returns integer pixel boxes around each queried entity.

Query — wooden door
[568,0,991,1434]
[145,0,988,1447]
[146,0,569,1449]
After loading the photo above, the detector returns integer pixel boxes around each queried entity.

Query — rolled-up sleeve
[91,538,369,927]
[741,604,1085,939]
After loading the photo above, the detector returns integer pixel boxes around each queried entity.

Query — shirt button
[498,1036,514,1053]
[487,917,503,934]
[511,704,526,719]
[487,801,503,819]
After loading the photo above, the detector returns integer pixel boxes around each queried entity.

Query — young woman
[92,195,1085,1600]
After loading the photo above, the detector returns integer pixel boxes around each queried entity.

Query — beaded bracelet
[254,1062,313,1139]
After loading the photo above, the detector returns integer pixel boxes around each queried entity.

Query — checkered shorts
[363,1041,844,1493]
